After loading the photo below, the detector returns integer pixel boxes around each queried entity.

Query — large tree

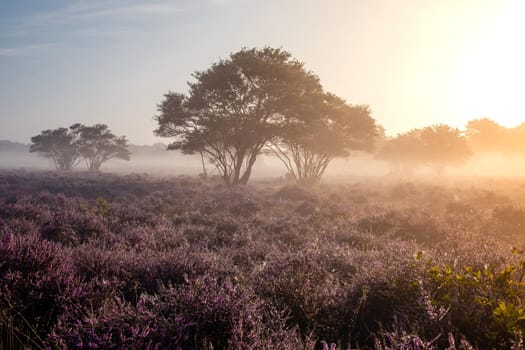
[154,47,323,185]
[268,93,379,183]
[30,126,81,171]
[75,124,131,171]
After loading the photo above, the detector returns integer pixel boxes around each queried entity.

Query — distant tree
[376,129,423,175]
[268,93,379,183]
[418,124,472,175]
[30,126,81,171]
[377,124,471,175]
[466,118,525,154]
[373,124,388,150]
[509,123,525,152]
[466,118,509,153]
[75,124,131,171]
[0,140,29,153]
[154,47,323,185]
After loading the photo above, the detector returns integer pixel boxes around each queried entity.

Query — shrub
[151,275,308,349]
[46,297,160,350]
[424,253,525,347]
[0,233,87,349]
[255,247,356,346]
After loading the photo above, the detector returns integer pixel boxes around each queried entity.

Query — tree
[418,124,471,175]
[376,130,423,175]
[465,118,508,154]
[154,47,323,185]
[30,124,130,172]
[509,123,525,152]
[75,124,131,171]
[466,118,525,154]
[377,124,471,175]
[30,126,81,171]
[268,93,379,183]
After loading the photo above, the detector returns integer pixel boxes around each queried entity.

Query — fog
[2,140,525,182]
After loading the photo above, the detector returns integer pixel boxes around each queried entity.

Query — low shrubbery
[0,233,88,349]
[1,171,525,348]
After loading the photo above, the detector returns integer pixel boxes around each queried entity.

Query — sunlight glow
[453,0,525,128]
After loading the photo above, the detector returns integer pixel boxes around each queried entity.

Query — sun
[452,0,525,128]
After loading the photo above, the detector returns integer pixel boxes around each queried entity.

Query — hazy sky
[1,0,524,144]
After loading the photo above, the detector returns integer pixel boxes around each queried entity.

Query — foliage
[424,260,525,347]
[0,233,87,349]
[30,125,82,171]
[1,171,525,348]
[418,124,472,173]
[46,297,160,350]
[29,124,130,172]
[466,118,510,154]
[155,47,328,185]
[268,93,379,184]
[466,118,525,154]
[377,124,471,175]
[375,129,425,175]
[75,123,131,171]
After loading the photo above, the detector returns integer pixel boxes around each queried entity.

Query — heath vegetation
[2,171,525,349]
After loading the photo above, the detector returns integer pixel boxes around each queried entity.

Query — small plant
[425,253,525,347]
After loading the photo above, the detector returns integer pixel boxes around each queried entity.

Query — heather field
[3,171,525,349]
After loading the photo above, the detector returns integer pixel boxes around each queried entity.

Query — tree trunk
[239,152,258,185]
[200,152,207,179]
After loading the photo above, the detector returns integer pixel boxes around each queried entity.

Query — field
[2,171,525,349]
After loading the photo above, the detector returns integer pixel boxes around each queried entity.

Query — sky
[1,0,524,145]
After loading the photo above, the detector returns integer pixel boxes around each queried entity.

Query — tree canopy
[268,93,378,183]
[75,124,131,171]
[419,124,472,173]
[155,47,326,185]
[154,47,379,185]
[30,126,82,171]
[375,129,423,175]
[466,118,525,154]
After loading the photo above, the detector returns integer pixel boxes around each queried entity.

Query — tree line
[29,47,524,183]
